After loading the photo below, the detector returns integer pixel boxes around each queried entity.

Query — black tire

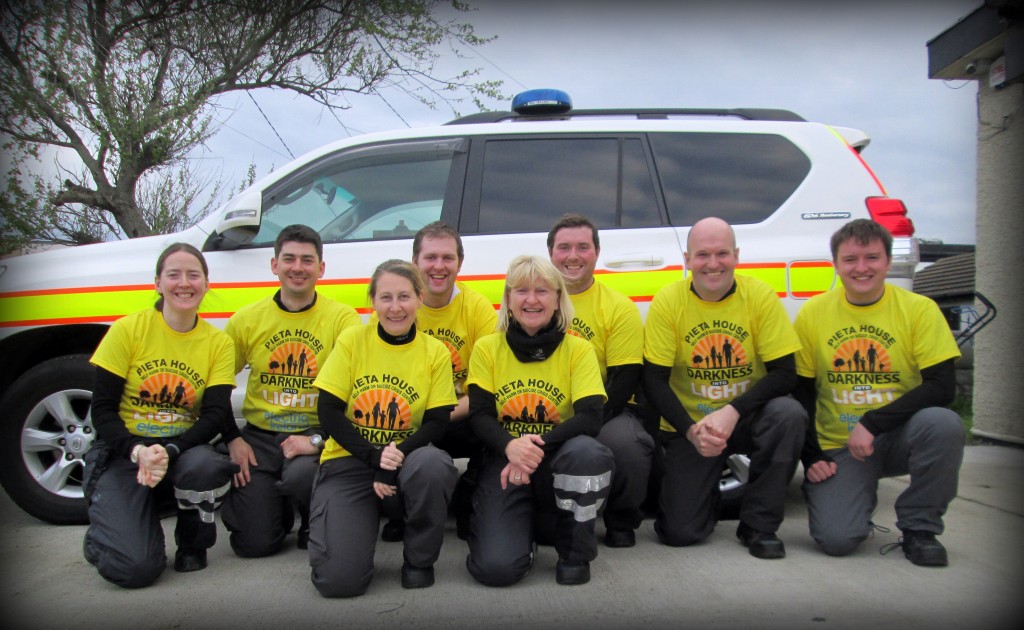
[0,354,95,524]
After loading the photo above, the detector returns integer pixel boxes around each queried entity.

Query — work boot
[604,528,636,548]
[555,558,590,585]
[401,562,435,589]
[173,549,208,572]
[737,521,786,559]
[899,529,949,567]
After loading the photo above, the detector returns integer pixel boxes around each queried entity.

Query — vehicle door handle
[605,255,665,268]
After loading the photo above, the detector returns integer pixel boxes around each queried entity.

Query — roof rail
[445,107,806,125]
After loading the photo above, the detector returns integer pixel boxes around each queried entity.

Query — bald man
[643,217,806,559]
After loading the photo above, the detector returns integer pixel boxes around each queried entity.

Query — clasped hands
[686,405,740,458]
[501,434,545,489]
[135,444,169,487]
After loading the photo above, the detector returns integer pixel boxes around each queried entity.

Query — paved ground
[1,444,1022,630]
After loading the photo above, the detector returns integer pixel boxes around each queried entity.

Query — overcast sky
[200,0,981,244]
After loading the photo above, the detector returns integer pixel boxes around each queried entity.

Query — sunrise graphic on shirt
[351,389,411,430]
[441,339,463,374]
[833,339,892,373]
[267,341,318,377]
[501,392,559,425]
[138,373,196,411]
[691,333,748,369]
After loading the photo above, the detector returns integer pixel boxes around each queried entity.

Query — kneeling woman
[309,259,458,597]
[85,243,239,588]
[466,255,615,587]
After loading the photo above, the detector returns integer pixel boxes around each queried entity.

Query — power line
[458,36,528,91]
[247,92,295,159]
[372,89,411,128]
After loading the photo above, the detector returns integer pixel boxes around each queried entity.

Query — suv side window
[252,138,466,247]
[649,132,811,226]
[475,137,662,233]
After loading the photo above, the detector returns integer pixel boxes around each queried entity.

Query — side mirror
[206,190,262,251]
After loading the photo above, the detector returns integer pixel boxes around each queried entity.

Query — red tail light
[866,197,915,237]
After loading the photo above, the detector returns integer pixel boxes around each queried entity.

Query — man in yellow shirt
[644,217,805,559]
[796,219,964,566]
[222,225,360,555]
[547,213,651,548]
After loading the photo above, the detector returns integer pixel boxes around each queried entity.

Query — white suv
[0,88,918,523]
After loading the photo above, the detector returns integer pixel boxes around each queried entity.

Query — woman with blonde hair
[465,255,615,587]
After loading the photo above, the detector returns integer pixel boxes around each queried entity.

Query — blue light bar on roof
[511,89,573,115]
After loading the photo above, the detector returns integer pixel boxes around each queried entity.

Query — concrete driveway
[2,444,1021,630]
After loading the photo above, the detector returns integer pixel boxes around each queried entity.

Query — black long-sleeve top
[603,363,642,421]
[797,357,957,468]
[468,384,604,454]
[317,390,451,485]
[91,366,233,463]
[642,354,797,434]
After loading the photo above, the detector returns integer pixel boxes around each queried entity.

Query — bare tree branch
[1,0,504,246]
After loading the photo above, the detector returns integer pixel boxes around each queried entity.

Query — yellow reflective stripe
[456,277,506,307]
[789,261,836,298]
[315,281,371,312]
[0,262,827,328]
[0,288,155,327]
[201,286,274,315]
[735,264,787,297]
[595,268,683,302]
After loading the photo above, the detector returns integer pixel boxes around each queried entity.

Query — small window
[476,137,661,233]
[252,140,462,247]
[649,132,811,226]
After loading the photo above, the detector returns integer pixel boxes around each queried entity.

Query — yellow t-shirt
[644,275,801,431]
[314,325,457,462]
[224,293,360,432]
[90,309,235,438]
[467,332,606,437]
[794,284,961,450]
[413,282,498,396]
[567,279,643,380]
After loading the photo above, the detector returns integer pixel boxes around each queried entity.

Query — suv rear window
[649,132,810,226]
[476,137,662,233]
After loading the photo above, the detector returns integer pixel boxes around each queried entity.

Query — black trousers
[83,442,236,588]
[221,426,319,557]
[466,435,615,587]
[655,396,805,546]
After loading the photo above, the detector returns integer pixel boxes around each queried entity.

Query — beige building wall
[972,79,1024,443]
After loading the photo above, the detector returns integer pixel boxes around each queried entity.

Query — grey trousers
[308,445,457,598]
[596,407,654,532]
[803,407,965,556]
[466,435,615,587]
[83,442,236,589]
[221,426,319,557]
[656,396,805,546]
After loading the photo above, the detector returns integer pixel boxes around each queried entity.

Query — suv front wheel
[0,355,94,524]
